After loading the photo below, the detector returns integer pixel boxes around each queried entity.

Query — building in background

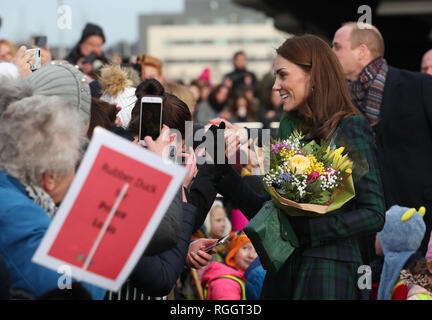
[138,0,291,84]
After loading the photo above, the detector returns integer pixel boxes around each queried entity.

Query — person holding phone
[0,45,34,78]
[127,79,191,160]
[103,81,222,299]
[65,23,108,79]
[128,78,230,233]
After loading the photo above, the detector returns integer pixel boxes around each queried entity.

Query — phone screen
[139,97,162,141]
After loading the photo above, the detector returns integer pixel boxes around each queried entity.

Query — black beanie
[80,23,105,44]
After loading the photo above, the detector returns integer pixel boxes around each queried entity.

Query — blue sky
[0,0,184,47]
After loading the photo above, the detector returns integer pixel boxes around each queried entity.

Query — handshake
[199,119,252,166]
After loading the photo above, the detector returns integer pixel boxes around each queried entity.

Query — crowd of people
[0,19,432,301]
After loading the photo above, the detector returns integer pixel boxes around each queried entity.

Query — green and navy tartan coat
[216,113,385,299]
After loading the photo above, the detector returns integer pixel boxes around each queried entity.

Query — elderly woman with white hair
[0,95,106,299]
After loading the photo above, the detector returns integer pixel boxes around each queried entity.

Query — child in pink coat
[201,232,257,300]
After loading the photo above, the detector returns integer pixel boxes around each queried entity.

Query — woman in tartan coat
[213,35,386,299]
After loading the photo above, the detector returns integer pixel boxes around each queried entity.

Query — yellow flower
[282,149,296,162]
[346,168,352,174]
[304,155,325,175]
[332,147,345,159]
[289,155,311,174]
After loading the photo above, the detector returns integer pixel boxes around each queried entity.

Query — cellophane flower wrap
[263,131,355,217]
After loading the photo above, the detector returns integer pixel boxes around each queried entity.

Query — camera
[82,52,105,76]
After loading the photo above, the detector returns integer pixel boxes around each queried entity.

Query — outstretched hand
[209,118,249,145]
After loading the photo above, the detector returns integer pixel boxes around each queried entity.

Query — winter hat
[99,64,133,97]
[225,231,251,270]
[80,23,105,44]
[99,64,137,128]
[197,68,212,87]
[25,63,91,125]
[230,209,249,231]
[203,200,231,238]
[426,231,432,261]
[377,205,426,300]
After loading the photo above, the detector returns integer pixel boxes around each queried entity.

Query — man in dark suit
[332,22,432,255]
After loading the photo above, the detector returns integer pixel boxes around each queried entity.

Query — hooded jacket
[377,205,426,300]
[201,261,245,300]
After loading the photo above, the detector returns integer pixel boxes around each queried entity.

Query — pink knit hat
[426,231,432,261]
[197,68,212,87]
[230,209,249,231]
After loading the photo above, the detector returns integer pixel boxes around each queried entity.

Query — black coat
[376,66,432,253]
[224,68,258,95]
[129,202,197,297]
[144,188,183,256]
[104,202,197,299]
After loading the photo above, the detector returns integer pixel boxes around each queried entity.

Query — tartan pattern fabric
[347,57,388,126]
[261,253,366,300]
[292,256,365,299]
[216,113,385,299]
[307,116,386,251]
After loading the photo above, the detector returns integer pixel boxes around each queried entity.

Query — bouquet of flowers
[263,131,355,217]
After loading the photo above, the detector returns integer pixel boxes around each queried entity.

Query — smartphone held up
[25,48,41,71]
[139,96,163,146]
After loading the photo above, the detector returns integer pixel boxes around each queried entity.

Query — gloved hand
[187,122,229,231]
[196,121,230,181]
[203,121,226,165]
